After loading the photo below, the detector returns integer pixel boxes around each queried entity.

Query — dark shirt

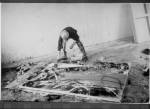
[58,27,79,51]
[63,27,79,41]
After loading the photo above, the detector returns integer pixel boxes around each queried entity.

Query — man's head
[60,30,69,41]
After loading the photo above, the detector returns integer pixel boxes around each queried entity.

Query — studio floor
[1,39,150,103]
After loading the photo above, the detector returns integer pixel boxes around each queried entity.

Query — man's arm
[57,30,69,59]
[63,39,67,58]
[57,51,61,59]
[57,36,63,59]
[70,41,77,49]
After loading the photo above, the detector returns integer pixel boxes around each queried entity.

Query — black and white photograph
[1,3,150,103]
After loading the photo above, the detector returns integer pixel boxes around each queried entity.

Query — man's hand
[70,41,76,49]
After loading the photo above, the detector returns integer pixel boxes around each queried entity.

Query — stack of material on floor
[5,61,130,103]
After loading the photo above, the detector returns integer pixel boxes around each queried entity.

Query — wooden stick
[19,85,120,103]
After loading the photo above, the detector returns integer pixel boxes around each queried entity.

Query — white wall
[2,3,133,63]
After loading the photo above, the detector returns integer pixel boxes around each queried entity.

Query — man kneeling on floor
[57,27,88,62]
